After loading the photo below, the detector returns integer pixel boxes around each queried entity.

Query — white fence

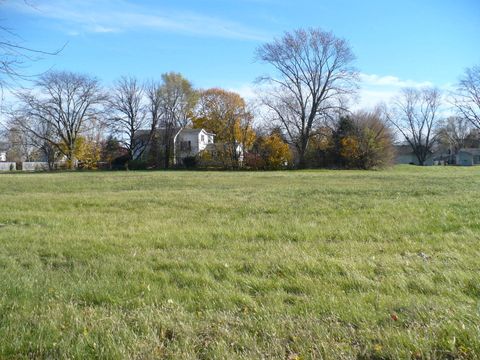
[21,162,50,171]
[0,162,16,171]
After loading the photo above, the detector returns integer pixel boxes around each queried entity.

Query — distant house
[174,128,215,163]
[0,142,7,162]
[0,142,17,171]
[394,145,435,166]
[456,148,480,166]
[134,127,215,165]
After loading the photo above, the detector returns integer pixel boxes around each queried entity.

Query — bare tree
[437,116,471,156]
[0,35,62,89]
[384,88,442,166]
[145,81,162,131]
[14,71,105,168]
[157,72,197,168]
[108,76,148,162]
[453,65,480,129]
[3,123,35,161]
[145,80,162,166]
[6,114,64,169]
[0,1,64,89]
[256,28,358,168]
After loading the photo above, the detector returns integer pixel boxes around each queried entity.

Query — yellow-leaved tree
[74,136,101,169]
[250,132,291,169]
[192,88,255,168]
[340,136,361,162]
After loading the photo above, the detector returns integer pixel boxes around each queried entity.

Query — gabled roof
[180,128,202,135]
[134,127,215,140]
[180,128,215,137]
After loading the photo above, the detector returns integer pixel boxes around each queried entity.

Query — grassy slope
[0,166,479,359]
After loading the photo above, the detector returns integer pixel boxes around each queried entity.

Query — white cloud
[4,0,269,40]
[359,73,434,88]
[229,73,443,112]
[228,84,258,100]
[355,72,455,111]
[354,89,397,110]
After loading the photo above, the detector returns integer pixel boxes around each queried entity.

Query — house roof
[394,145,414,156]
[180,128,202,134]
[458,148,480,155]
[134,127,215,140]
[180,128,215,136]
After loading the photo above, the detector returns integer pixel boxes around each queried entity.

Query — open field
[0,166,479,359]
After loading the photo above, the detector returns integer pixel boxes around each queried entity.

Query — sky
[1,0,479,109]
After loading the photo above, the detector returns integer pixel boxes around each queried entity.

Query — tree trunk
[149,135,159,168]
[416,151,426,166]
[417,155,425,166]
[164,145,170,169]
[297,139,308,169]
[66,150,75,170]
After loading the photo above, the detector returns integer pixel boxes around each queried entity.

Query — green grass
[0,166,479,359]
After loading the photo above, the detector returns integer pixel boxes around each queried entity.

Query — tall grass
[0,166,479,359]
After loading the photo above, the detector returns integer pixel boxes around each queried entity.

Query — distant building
[456,148,480,166]
[394,145,435,166]
[0,142,16,171]
[0,142,7,162]
[134,127,215,165]
[395,144,480,166]
[174,128,215,163]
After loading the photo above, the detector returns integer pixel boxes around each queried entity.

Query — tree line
[2,28,480,170]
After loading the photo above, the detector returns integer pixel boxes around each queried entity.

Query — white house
[134,127,215,165]
[173,128,215,164]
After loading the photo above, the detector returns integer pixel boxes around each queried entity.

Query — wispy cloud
[4,0,269,40]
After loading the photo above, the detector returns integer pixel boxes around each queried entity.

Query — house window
[201,135,205,142]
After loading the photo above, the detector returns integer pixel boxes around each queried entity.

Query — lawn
[0,166,479,359]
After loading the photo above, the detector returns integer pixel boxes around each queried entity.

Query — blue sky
[1,0,479,107]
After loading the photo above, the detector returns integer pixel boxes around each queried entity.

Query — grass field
[0,166,479,359]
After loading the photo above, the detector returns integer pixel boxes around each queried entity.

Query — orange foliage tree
[192,88,255,168]
[249,132,292,169]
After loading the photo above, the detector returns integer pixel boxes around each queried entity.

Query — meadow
[0,166,479,359]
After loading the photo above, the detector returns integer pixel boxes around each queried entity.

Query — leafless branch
[384,87,442,165]
[256,28,358,167]
[452,65,480,129]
